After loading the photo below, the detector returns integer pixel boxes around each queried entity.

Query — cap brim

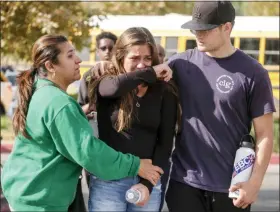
[181,20,219,30]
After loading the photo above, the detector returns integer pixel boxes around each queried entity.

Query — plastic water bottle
[229,134,255,199]
[89,111,99,138]
[125,188,144,204]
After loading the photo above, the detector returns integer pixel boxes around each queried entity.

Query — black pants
[166,179,251,212]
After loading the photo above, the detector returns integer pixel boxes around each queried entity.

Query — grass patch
[69,93,78,100]
[1,115,12,130]
[1,115,14,140]
[273,119,279,153]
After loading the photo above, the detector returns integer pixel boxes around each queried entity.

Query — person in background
[87,27,179,211]
[1,34,163,212]
[78,31,118,187]
[78,31,117,116]
[156,43,166,64]
[158,1,276,212]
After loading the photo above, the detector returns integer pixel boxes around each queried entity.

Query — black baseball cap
[181,1,235,30]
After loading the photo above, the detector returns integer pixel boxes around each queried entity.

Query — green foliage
[234,2,279,16]
[1,1,278,62]
[85,2,195,15]
[86,2,279,16]
[1,2,96,61]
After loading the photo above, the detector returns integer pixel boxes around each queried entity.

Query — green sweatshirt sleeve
[48,102,140,180]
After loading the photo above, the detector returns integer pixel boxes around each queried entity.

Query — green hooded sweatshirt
[1,78,140,211]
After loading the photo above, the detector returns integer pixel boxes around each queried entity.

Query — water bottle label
[232,154,255,178]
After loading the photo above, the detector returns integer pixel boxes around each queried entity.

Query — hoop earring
[52,72,56,79]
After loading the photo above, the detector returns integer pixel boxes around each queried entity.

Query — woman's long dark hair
[13,35,67,138]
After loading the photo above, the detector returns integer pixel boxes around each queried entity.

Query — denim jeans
[88,175,161,212]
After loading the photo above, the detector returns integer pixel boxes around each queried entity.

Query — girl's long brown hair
[13,35,67,138]
[88,27,181,132]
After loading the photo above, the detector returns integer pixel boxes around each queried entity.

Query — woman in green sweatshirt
[1,35,164,211]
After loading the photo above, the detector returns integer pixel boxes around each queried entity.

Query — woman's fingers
[153,64,173,82]
[138,159,163,185]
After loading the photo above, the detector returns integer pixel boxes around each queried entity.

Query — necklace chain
[135,95,141,108]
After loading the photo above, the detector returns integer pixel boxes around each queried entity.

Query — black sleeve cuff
[133,67,157,84]
[139,178,154,194]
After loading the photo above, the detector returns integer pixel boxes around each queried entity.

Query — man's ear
[45,61,55,73]
[224,22,233,33]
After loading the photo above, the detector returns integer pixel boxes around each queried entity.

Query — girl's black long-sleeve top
[96,67,177,193]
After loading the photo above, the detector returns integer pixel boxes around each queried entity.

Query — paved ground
[251,165,279,212]
[1,153,279,212]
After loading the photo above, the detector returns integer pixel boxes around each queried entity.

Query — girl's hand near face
[152,64,173,82]
[89,61,115,80]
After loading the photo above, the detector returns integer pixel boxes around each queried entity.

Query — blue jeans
[88,175,162,212]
